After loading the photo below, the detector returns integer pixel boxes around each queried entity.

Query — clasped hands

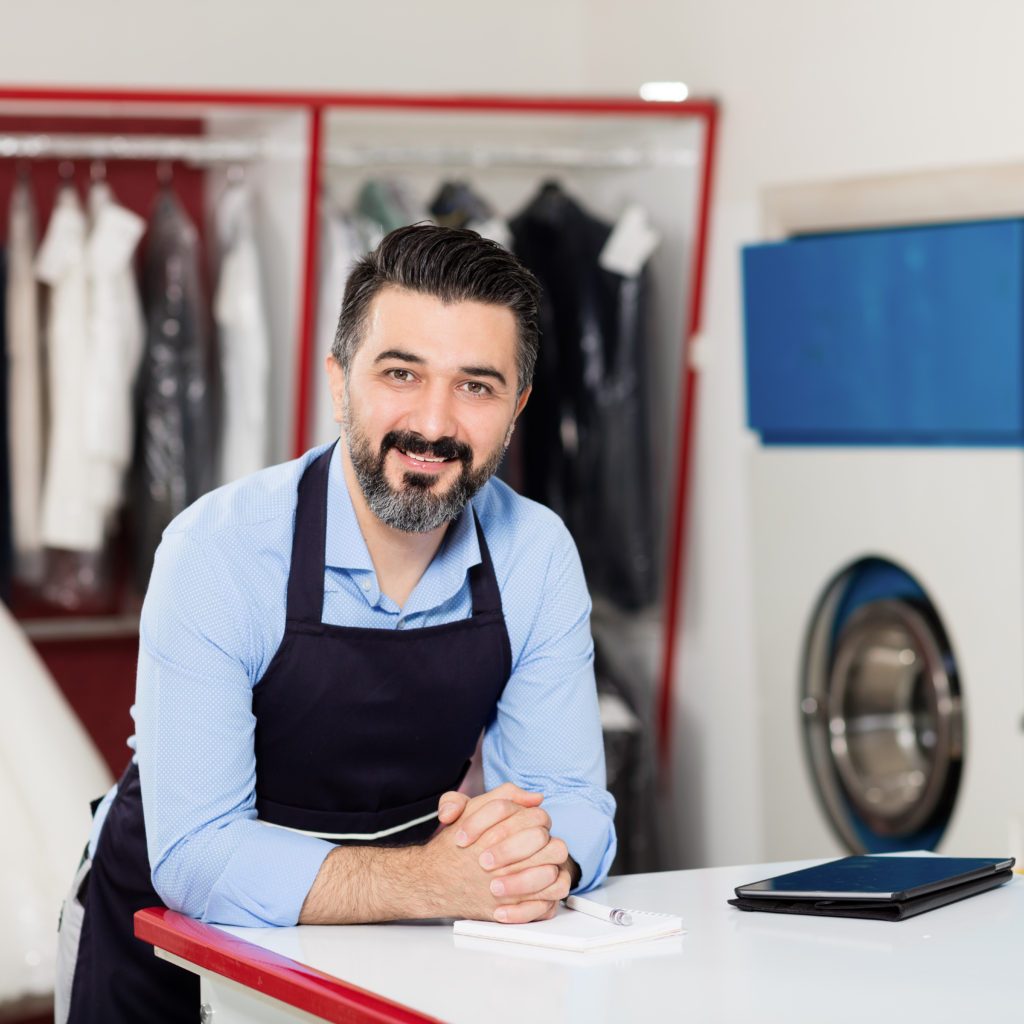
[426,782,577,924]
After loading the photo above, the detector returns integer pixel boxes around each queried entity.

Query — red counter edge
[135,907,443,1024]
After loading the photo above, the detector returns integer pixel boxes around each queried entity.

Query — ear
[513,385,531,422]
[325,354,346,425]
[504,386,532,447]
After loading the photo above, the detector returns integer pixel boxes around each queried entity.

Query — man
[58,224,616,1023]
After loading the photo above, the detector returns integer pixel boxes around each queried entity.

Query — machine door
[801,558,964,853]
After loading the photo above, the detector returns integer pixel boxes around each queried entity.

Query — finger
[479,826,551,870]
[455,799,541,848]
[437,791,470,825]
[527,867,573,904]
[467,783,543,815]
[493,899,556,925]
[489,864,559,900]
[472,806,551,853]
[491,837,570,877]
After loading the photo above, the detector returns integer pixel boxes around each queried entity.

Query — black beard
[344,417,505,533]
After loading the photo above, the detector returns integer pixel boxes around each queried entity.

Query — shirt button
[361,580,371,592]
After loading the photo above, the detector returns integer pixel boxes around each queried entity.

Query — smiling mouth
[398,448,451,464]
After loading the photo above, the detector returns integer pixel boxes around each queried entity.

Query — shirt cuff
[201,824,334,927]
[545,796,617,893]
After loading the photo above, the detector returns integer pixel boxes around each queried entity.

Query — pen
[564,894,633,926]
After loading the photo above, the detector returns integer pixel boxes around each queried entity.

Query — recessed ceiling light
[639,81,689,102]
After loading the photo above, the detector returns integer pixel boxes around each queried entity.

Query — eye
[385,368,416,383]
[461,381,493,397]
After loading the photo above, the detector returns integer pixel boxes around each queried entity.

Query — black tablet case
[728,867,1013,921]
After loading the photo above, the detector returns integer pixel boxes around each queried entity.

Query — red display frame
[0,84,717,766]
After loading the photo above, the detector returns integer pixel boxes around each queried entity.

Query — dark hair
[333,223,541,395]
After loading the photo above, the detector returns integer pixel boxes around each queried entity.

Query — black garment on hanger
[0,248,10,604]
[132,190,219,593]
[429,181,494,229]
[511,182,657,609]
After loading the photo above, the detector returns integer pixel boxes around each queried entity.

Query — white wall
[4,0,589,93]
[13,0,1022,870]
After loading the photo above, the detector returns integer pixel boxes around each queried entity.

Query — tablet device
[736,855,1014,900]
[729,855,1015,921]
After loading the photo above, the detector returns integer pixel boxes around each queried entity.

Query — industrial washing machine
[743,219,1024,860]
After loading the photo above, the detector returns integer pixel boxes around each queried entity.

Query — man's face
[327,286,530,533]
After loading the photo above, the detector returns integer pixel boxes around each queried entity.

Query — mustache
[380,430,473,465]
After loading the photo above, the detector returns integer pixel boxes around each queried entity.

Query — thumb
[437,791,471,825]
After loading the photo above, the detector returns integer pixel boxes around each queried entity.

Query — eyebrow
[459,364,507,387]
[374,349,508,388]
[374,348,425,365]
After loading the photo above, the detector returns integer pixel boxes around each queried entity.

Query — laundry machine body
[751,446,1024,860]
[743,219,1024,863]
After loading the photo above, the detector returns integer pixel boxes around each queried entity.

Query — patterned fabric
[94,443,615,927]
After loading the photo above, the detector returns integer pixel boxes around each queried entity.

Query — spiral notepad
[453,905,684,952]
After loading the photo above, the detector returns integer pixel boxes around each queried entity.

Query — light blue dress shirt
[97,443,615,927]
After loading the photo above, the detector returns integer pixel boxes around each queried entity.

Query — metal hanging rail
[0,132,278,164]
[325,143,696,170]
[0,133,696,171]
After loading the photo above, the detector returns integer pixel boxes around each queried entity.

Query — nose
[406,380,459,441]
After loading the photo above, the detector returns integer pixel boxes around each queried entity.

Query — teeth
[401,449,447,463]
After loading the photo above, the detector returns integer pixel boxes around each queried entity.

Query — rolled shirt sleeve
[482,517,617,892]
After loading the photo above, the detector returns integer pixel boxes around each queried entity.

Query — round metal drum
[802,559,964,853]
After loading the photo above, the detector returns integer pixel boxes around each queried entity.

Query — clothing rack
[0,87,719,775]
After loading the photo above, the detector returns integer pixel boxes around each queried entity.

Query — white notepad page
[453,906,684,953]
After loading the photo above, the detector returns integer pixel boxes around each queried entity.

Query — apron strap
[285,444,334,625]
[468,512,504,617]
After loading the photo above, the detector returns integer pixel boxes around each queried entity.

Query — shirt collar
[324,442,483,611]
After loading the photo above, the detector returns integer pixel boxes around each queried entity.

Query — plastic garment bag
[0,601,112,1004]
[36,186,106,555]
[214,181,269,484]
[511,183,657,610]
[5,179,44,584]
[84,182,146,526]
[132,189,218,592]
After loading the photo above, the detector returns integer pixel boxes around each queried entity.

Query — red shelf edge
[134,908,443,1024]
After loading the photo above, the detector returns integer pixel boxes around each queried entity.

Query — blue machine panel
[743,220,1024,443]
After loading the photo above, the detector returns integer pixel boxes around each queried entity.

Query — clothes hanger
[156,160,174,190]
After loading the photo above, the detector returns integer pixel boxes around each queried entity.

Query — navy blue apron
[65,445,512,1022]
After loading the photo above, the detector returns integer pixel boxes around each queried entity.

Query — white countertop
[213,858,1024,1023]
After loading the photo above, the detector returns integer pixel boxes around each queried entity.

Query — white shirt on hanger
[36,186,105,552]
[84,182,146,523]
[5,179,45,580]
[214,181,269,484]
